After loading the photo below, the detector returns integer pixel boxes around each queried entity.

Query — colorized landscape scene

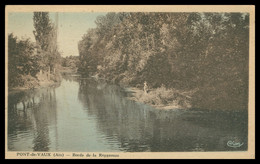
[7,10,249,153]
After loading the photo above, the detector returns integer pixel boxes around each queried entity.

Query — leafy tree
[33,12,53,51]
[33,12,60,72]
[78,12,249,110]
[8,33,39,87]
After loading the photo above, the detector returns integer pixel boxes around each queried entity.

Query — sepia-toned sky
[8,12,107,57]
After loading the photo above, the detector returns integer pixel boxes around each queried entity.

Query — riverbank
[8,72,62,95]
[123,85,198,110]
[7,73,248,152]
[85,74,197,110]
[59,66,78,74]
[8,65,77,95]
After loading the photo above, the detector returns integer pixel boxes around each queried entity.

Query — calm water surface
[8,75,248,152]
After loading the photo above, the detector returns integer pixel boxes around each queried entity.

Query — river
[7,74,248,152]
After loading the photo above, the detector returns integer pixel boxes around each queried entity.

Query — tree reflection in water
[8,87,58,151]
[77,78,248,152]
[8,75,247,152]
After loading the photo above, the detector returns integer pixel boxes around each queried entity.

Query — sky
[8,12,107,57]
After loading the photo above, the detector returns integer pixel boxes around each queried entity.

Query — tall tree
[33,12,60,73]
[33,12,53,51]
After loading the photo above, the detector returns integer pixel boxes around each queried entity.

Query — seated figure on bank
[144,81,148,94]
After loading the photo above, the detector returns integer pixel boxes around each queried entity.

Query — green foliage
[133,85,195,109]
[9,12,61,89]
[8,33,40,87]
[78,12,249,110]
[61,56,79,69]
[33,12,61,71]
[33,12,53,50]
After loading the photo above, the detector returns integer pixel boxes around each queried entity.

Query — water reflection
[8,87,58,151]
[77,78,248,152]
[8,75,248,152]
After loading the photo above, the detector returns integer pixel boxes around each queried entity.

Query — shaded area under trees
[77,12,249,110]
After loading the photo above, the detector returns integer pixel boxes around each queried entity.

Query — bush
[134,85,197,109]
[17,75,39,89]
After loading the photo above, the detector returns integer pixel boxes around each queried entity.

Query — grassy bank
[86,74,248,111]
[124,83,248,111]
[8,71,62,94]
[124,85,198,110]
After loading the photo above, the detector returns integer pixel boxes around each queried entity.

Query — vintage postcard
[5,5,255,159]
